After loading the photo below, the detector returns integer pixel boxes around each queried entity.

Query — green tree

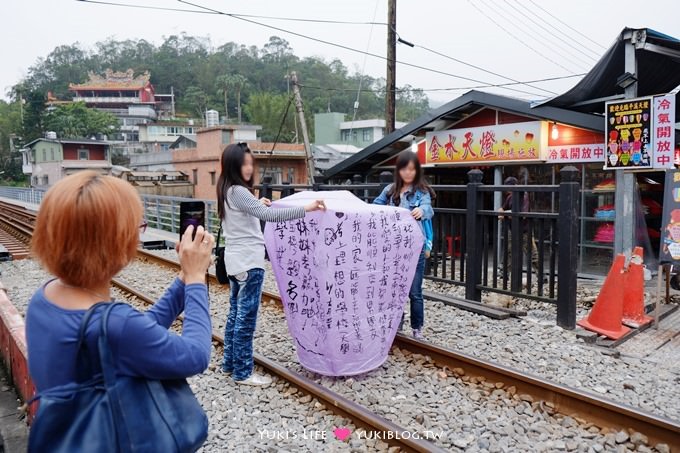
[43,102,119,139]
[0,100,25,183]
[184,86,208,122]
[230,74,249,123]
[244,92,297,142]
[215,74,232,122]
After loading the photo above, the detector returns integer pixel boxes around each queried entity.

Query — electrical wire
[526,0,607,50]
[468,0,578,74]
[511,0,601,59]
[262,95,295,180]
[490,0,596,67]
[344,0,381,153]
[176,0,549,98]
[75,0,387,24]
[299,71,585,93]
[77,0,575,98]
[412,44,559,96]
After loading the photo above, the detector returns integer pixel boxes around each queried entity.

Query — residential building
[314,112,406,149]
[130,124,309,200]
[118,170,194,197]
[21,137,111,188]
[138,122,199,152]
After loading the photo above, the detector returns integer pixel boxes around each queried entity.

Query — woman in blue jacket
[374,150,435,339]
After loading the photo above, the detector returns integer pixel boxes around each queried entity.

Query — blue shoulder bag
[28,302,209,453]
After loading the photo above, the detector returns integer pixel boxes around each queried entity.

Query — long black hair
[387,150,435,206]
[217,143,254,220]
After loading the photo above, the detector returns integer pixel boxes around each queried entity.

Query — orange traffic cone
[577,254,631,340]
[622,247,653,328]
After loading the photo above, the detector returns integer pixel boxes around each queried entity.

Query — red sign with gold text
[425,121,546,164]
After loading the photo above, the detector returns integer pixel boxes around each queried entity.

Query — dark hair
[504,176,518,185]
[217,143,254,220]
[388,150,435,206]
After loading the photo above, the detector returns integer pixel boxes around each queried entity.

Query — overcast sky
[2,0,679,105]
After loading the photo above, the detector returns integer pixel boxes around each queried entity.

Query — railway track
[1,198,679,450]
[139,250,680,450]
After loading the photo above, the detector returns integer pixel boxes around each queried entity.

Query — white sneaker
[217,368,232,376]
[235,372,272,387]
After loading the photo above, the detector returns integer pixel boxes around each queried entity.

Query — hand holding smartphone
[179,201,206,240]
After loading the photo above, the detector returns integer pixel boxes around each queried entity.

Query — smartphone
[179,201,206,240]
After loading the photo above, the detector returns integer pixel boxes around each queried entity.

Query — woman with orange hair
[26,172,214,435]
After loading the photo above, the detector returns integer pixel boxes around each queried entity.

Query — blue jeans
[222,268,264,380]
[402,249,425,330]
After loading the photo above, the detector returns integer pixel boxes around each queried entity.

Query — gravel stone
[2,254,672,451]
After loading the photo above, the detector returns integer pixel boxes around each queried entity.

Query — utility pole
[614,30,641,258]
[290,71,316,186]
[385,0,397,134]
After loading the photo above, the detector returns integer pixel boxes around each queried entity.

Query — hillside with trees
[0,34,430,183]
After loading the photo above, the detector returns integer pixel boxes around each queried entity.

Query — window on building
[210,171,216,186]
[78,149,89,160]
[32,176,38,186]
[42,150,47,161]
[258,167,282,184]
[341,130,350,142]
[50,149,55,161]
[161,144,170,151]
[362,129,371,141]
[352,131,358,141]
[42,175,49,185]
[288,167,295,183]
[193,169,198,185]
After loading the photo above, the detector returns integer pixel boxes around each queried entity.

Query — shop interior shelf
[581,217,616,222]
[581,241,614,250]
[582,189,616,194]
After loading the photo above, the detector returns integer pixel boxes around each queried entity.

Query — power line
[76,0,388,24]
[526,0,607,50]
[300,72,585,93]
[497,0,598,65]
[176,0,549,98]
[344,0,381,153]
[75,0,218,14]
[412,44,558,95]
[77,0,567,99]
[511,0,601,59]
[468,0,578,74]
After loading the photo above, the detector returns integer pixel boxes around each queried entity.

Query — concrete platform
[0,365,28,453]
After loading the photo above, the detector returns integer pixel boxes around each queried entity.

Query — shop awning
[323,90,603,180]
[534,28,680,115]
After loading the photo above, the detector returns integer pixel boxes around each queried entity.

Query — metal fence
[0,169,580,328]
[140,195,221,235]
[258,167,580,329]
[0,186,46,205]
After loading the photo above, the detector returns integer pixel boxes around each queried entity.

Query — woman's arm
[229,186,305,222]
[116,283,212,379]
[145,278,186,328]
[418,191,434,220]
[373,184,392,205]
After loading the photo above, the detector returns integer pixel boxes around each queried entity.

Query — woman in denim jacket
[373,150,435,339]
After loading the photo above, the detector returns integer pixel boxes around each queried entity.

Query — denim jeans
[222,268,265,380]
[402,248,425,330]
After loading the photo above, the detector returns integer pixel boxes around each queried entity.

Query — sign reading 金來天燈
[604,97,653,169]
[543,143,605,163]
[651,94,676,169]
[425,121,546,164]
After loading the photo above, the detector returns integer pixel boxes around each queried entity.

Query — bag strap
[215,225,222,255]
[74,301,111,382]
[97,302,133,453]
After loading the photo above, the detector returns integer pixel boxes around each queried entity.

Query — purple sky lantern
[264,191,425,376]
